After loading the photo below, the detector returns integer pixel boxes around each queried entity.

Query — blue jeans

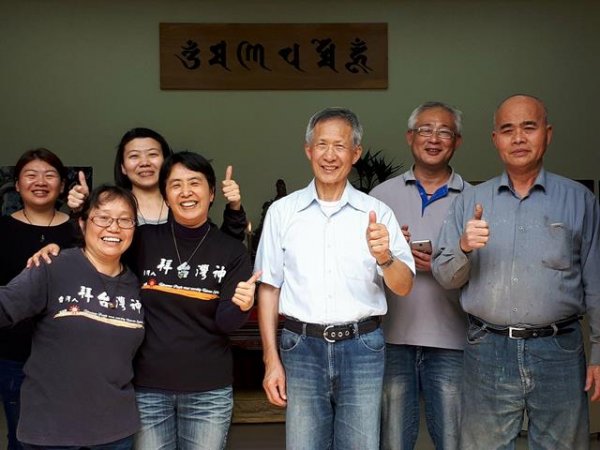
[134,387,233,450]
[0,359,25,450]
[381,344,463,450]
[280,326,385,450]
[461,320,589,450]
[21,435,133,450]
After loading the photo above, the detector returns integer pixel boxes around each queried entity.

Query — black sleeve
[220,205,247,241]
[214,246,252,333]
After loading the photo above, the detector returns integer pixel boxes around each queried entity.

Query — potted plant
[351,149,403,193]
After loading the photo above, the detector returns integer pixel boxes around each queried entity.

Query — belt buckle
[508,326,526,339]
[323,325,336,343]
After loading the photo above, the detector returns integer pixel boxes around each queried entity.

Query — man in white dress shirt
[255,107,415,450]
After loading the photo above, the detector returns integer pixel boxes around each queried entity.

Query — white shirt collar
[296,179,370,213]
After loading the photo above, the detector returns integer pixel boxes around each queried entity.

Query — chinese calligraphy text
[160,23,387,90]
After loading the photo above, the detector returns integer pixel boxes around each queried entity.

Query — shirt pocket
[541,222,572,271]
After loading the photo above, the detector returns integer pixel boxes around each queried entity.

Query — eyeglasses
[411,127,458,140]
[314,142,352,153]
[90,215,136,229]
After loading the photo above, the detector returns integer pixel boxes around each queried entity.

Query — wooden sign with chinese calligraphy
[160,23,387,90]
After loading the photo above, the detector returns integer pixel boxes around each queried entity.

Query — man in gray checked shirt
[433,94,600,450]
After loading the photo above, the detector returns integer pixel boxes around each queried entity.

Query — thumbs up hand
[472,203,483,220]
[366,211,391,262]
[222,165,242,210]
[460,203,489,253]
[232,271,262,312]
[67,170,90,212]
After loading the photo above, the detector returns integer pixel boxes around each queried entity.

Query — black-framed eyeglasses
[411,127,458,140]
[90,215,136,229]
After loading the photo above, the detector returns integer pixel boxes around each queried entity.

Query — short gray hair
[407,101,463,135]
[305,107,363,147]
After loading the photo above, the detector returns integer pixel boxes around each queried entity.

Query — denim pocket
[552,326,583,353]
[279,328,303,352]
[466,322,489,345]
[358,328,385,352]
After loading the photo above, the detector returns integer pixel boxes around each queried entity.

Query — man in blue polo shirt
[371,101,468,450]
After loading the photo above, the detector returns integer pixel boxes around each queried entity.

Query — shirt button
[513,277,519,283]
[513,307,518,312]
[518,226,525,231]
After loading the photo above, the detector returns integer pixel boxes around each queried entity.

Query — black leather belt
[284,316,381,343]
[469,315,580,339]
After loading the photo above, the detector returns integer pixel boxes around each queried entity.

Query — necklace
[138,199,165,225]
[171,221,210,279]
[22,209,56,243]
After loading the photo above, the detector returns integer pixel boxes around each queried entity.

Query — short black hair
[80,184,138,223]
[77,184,138,248]
[114,127,172,189]
[159,151,216,202]
[14,148,67,182]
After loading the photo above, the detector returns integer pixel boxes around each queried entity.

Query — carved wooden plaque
[160,23,387,90]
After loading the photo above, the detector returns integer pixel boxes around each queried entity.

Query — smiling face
[80,195,136,263]
[15,159,64,209]
[492,95,552,176]
[304,118,362,200]
[164,163,215,228]
[407,107,461,172]
[120,137,164,190]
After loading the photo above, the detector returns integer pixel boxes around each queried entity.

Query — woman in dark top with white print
[128,151,259,450]
[0,185,144,449]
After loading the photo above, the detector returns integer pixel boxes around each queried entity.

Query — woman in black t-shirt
[130,152,259,450]
[0,185,144,449]
[0,148,76,450]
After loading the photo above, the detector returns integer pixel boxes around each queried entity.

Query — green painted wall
[1,0,598,224]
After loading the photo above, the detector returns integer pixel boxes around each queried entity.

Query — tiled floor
[226,422,432,449]
[227,423,286,450]
[226,423,600,449]
[2,409,600,449]
[227,424,600,450]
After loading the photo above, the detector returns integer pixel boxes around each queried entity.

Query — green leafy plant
[351,149,403,193]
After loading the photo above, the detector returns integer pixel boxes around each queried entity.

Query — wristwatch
[376,250,395,269]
